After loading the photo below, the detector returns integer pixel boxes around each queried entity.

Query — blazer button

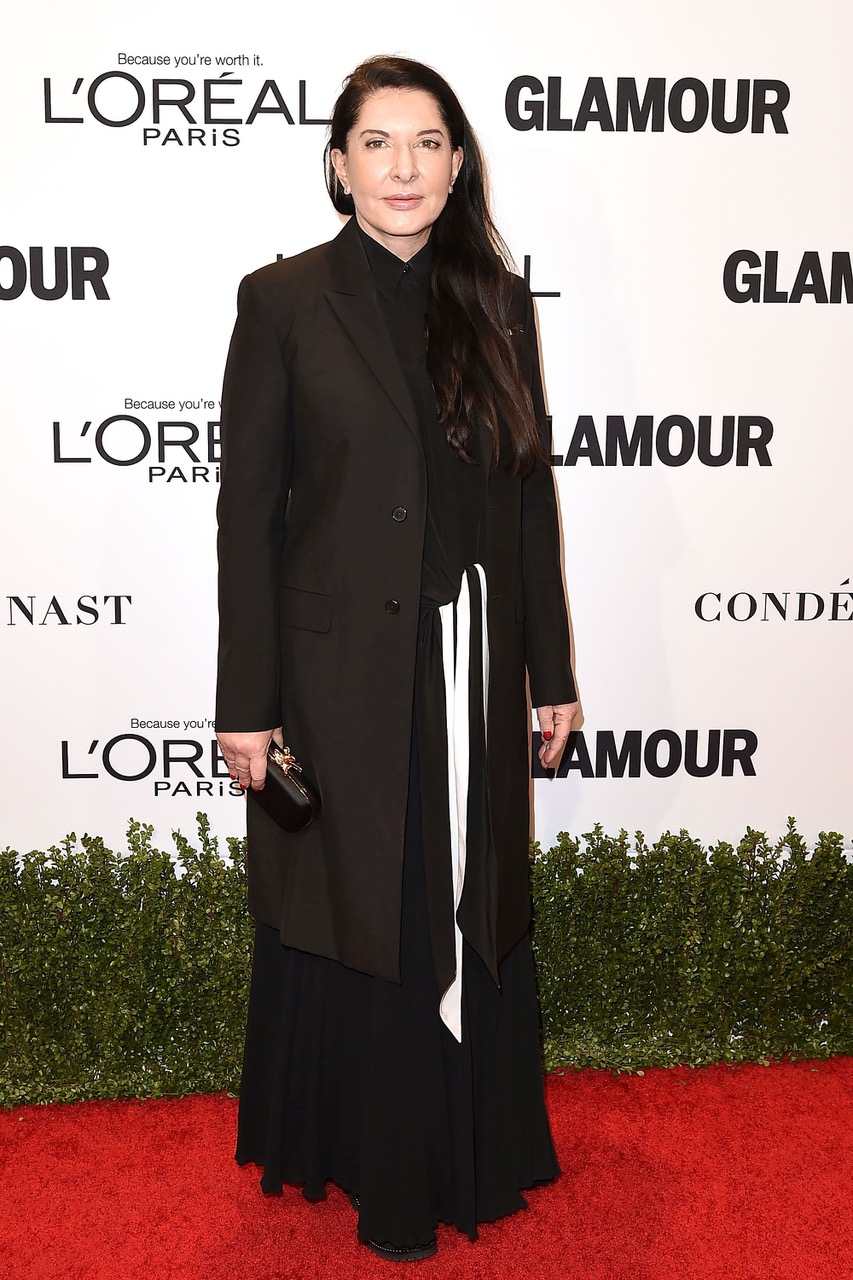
[391,506,408,522]
[385,599,400,614]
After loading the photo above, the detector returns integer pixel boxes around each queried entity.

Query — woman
[215,54,579,1262]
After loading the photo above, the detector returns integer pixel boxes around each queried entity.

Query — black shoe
[362,1236,437,1262]
[347,1192,438,1261]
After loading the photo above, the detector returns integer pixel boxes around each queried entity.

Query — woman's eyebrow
[357,128,446,138]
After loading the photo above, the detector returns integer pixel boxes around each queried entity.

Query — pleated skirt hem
[233,1156,560,1244]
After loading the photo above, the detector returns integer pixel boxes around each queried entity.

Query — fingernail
[543,731,553,740]
[230,774,237,780]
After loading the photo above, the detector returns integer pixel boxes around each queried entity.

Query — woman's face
[331,87,463,260]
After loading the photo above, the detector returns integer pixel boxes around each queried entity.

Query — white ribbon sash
[437,563,489,1043]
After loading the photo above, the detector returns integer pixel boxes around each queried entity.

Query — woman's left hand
[536,702,580,768]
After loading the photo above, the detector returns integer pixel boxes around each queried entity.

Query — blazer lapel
[324,219,421,445]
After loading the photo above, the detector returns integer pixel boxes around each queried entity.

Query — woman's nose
[392,147,418,182]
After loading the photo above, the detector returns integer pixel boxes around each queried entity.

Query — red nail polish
[543,731,553,740]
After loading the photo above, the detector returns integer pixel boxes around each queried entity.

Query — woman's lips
[383,195,423,209]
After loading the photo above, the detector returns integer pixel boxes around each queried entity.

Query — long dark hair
[324,55,547,476]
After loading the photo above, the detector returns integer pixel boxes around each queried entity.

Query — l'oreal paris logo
[43,68,331,146]
[60,731,241,800]
[52,411,221,484]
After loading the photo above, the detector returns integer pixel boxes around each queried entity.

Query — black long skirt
[235,603,559,1246]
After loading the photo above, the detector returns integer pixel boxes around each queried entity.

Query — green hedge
[1,816,851,1107]
[0,817,251,1108]
[531,822,853,1073]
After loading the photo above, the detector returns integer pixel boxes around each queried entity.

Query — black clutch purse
[247,740,321,833]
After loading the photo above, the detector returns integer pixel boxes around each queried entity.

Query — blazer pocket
[280,585,333,633]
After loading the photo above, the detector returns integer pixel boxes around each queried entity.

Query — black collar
[356,221,433,299]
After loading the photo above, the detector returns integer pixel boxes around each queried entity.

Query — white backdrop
[2,0,851,856]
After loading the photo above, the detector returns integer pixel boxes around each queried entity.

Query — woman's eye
[419,138,441,149]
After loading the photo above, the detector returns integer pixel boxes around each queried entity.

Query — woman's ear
[330,147,349,193]
[450,147,464,187]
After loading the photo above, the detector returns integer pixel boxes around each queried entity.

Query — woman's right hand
[217,727,283,791]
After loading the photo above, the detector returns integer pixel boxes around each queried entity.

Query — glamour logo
[52,410,220,482]
[43,70,329,146]
[505,77,789,133]
[723,251,852,303]
[0,246,109,300]
[7,595,132,625]
[61,731,241,798]
[531,729,758,779]
[695,580,853,622]
[550,415,773,467]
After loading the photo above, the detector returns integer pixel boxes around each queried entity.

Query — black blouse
[357,223,483,605]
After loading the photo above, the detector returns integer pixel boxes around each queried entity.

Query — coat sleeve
[215,272,293,732]
[518,281,578,708]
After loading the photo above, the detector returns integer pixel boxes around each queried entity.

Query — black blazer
[216,215,575,982]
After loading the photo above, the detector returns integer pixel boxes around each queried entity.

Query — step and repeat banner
[2,0,851,856]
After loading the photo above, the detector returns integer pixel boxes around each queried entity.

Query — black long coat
[215,215,575,984]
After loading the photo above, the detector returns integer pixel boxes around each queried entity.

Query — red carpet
[3,1057,852,1279]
